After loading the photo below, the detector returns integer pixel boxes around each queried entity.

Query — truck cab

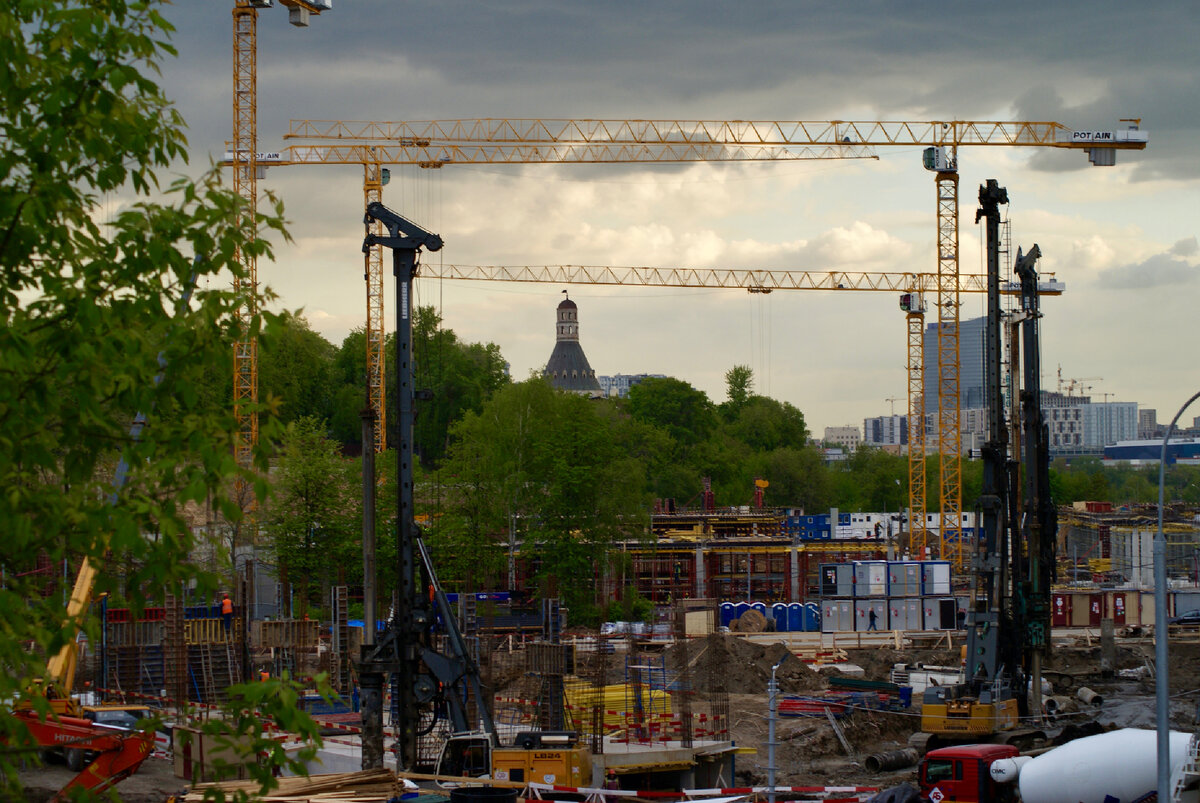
[918,744,1018,803]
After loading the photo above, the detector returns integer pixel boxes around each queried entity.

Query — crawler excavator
[910,179,1057,753]
[10,556,155,799]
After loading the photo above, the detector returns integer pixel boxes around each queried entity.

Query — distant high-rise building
[1138,408,1159,439]
[1044,401,1138,452]
[824,426,861,452]
[863,415,907,446]
[923,316,986,413]
[543,294,602,395]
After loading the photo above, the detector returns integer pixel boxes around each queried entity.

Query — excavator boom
[14,710,153,801]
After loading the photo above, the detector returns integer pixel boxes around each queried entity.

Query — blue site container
[772,603,789,632]
[719,602,736,627]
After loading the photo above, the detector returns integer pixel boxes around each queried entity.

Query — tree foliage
[721,364,754,420]
[259,312,338,426]
[437,380,648,617]
[0,1,324,797]
[267,417,360,616]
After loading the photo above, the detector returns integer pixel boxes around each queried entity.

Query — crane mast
[231,2,258,474]
[229,0,328,479]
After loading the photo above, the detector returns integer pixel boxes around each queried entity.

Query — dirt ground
[16,753,184,803]
[719,634,1200,789]
[15,633,1200,800]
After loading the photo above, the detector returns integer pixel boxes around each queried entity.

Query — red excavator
[11,557,155,800]
[15,710,154,801]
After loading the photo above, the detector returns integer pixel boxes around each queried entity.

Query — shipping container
[1088,593,1104,626]
[819,563,855,597]
[821,599,854,632]
[888,561,922,597]
[1069,593,1092,627]
[921,561,952,596]
[1051,593,1071,627]
[853,561,888,597]
[888,597,923,631]
[854,598,888,631]
[1111,591,1127,624]
[1174,591,1200,618]
[922,597,958,630]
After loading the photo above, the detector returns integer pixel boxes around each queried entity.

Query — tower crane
[270,142,877,453]
[229,0,329,482]
[407,263,1059,561]
[281,116,1137,563]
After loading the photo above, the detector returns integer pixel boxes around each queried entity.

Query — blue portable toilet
[734,601,751,622]
[787,602,804,631]
[771,603,789,632]
[751,601,767,618]
[804,602,821,631]
[719,602,736,628]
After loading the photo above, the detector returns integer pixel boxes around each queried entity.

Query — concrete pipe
[1077,687,1104,707]
[864,748,921,773]
[1046,695,1075,715]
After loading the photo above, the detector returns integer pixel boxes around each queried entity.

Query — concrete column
[790,546,800,602]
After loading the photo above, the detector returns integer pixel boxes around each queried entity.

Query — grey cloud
[1172,237,1199,257]
[1097,247,1199,290]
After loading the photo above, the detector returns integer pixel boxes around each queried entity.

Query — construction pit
[14,627,1200,802]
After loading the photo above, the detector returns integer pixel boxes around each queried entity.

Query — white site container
[853,561,888,597]
[854,598,888,632]
[922,597,959,630]
[821,599,854,632]
[921,561,952,596]
[888,597,924,631]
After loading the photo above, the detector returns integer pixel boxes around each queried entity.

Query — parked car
[1169,610,1200,625]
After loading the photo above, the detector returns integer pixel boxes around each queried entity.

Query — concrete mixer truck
[916,729,1200,803]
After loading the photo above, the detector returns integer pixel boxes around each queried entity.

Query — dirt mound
[726,691,919,786]
[669,634,825,694]
[842,646,960,682]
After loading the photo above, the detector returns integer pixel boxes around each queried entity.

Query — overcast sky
[155,1,1199,434]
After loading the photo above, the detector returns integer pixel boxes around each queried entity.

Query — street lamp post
[1155,389,1200,801]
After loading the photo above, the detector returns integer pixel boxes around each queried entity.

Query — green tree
[412,306,509,466]
[627,377,717,447]
[725,396,809,453]
[755,446,834,512]
[439,381,647,618]
[721,364,754,420]
[0,2,323,794]
[259,311,337,426]
[266,417,360,616]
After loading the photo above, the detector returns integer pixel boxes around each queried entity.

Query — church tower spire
[543,292,601,394]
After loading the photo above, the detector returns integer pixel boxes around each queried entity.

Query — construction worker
[604,769,619,791]
[221,593,233,634]
[867,608,878,631]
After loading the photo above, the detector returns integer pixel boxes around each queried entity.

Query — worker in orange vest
[221,593,233,634]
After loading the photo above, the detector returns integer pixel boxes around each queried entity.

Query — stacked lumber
[182,768,400,801]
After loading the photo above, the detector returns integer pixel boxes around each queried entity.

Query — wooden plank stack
[182,768,402,802]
